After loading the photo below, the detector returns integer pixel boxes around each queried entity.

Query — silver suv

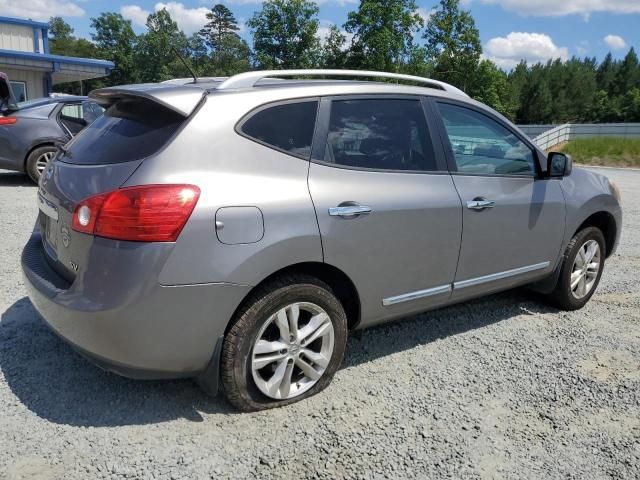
[22,70,622,411]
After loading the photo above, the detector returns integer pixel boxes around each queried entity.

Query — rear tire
[26,145,57,183]
[545,226,605,310]
[220,275,348,412]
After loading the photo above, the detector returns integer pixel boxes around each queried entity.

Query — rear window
[239,100,318,159]
[60,99,185,165]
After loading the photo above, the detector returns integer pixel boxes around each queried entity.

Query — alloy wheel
[36,151,56,174]
[570,239,601,299]
[251,302,335,400]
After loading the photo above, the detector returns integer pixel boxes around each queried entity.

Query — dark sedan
[0,73,103,182]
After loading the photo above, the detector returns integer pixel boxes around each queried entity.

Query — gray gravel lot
[0,167,638,480]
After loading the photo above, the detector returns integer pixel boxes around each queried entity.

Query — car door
[432,99,565,301]
[308,96,463,327]
[58,102,88,136]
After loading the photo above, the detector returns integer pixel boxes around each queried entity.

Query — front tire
[546,226,606,310]
[26,146,57,183]
[220,275,348,412]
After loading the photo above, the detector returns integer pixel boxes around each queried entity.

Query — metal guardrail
[516,123,640,150]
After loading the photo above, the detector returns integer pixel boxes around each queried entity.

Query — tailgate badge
[60,224,70,248]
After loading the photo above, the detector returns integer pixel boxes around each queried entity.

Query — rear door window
[60,99,185,165]
[239,100,318,159]
[324,98,437,172]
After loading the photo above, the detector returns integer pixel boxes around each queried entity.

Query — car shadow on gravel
[0,172,35,187]
[1,291,557,427]
[0,298,236,427]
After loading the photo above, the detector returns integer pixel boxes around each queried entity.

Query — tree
[197,4,251,75]
[248,0,320,69]
[49,17,74,41]
[470,60,514,119]
[615,47,639,95]
[344,0,423,71]
[136,9,190,82]
[517,65,553,124]
[90,13,139,85]
[423,0,482,93]
[199,4,240,50]
[320,25,347,68]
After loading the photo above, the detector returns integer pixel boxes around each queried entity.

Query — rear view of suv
[22,70,622,411]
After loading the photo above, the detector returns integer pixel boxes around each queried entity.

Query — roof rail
[216,69,469,97]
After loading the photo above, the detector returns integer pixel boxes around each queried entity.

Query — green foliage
[248,0,320,69]
[561,137,640,167]
[424,0,482,93]
[46,1,640,125]
[49,17,74,41]
[344,0,423,72]
[321,25,347,69]
[90,13,139,85]
[136,9,190,82]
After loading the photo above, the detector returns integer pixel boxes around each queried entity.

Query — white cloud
[121,2,209,34]
[485,32,569,69]
[0,0,84,21]
[576,40,590,55]
[417,7,434,24]
[603,34,627,50]
[120,5,150,27]
[478,0,640,17]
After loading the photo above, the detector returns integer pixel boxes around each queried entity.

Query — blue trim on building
[0,49,114,69]
[43,72,53,96]
[0,16,49,29]
[32,27,40,53]
[42,30,50,54]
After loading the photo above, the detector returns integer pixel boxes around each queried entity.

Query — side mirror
[547,152,572,177]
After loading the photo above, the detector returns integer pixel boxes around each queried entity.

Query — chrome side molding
[382,284,451,306]
[383,261,551,306]
[453,262,550,290]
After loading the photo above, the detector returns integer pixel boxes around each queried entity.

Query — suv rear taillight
[0,117,17,125]
[72,185,200,242]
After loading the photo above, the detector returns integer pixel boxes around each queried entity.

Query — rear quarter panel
[124,92,323,287]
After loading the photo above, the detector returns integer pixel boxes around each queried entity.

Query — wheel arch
[23,142,56,170]
[226,261,362,334]
[574,211,617,258]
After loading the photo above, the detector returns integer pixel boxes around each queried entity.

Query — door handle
[328,205,372,218]
[466,199,495,210]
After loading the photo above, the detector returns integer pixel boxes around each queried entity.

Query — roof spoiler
[89,84,206,117]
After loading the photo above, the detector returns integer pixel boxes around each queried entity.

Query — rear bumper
[21,232,250,379]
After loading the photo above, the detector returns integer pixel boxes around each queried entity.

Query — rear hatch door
[37,87,204,281]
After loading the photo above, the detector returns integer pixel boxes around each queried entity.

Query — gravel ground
[0,167,638,480]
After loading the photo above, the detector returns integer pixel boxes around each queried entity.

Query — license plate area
[38,193,60,258]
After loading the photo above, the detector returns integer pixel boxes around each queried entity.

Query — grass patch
[557,137,640,167]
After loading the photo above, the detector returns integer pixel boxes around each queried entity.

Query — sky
[1,0,639,69]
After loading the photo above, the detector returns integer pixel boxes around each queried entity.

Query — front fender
[560,167,622,255]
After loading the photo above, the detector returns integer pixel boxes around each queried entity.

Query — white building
[0,16,114,101]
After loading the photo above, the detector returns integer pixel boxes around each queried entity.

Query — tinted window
[241,101,318,158]
[437,103,535,176]
[61,99,184,165]
[325,99,436,171]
